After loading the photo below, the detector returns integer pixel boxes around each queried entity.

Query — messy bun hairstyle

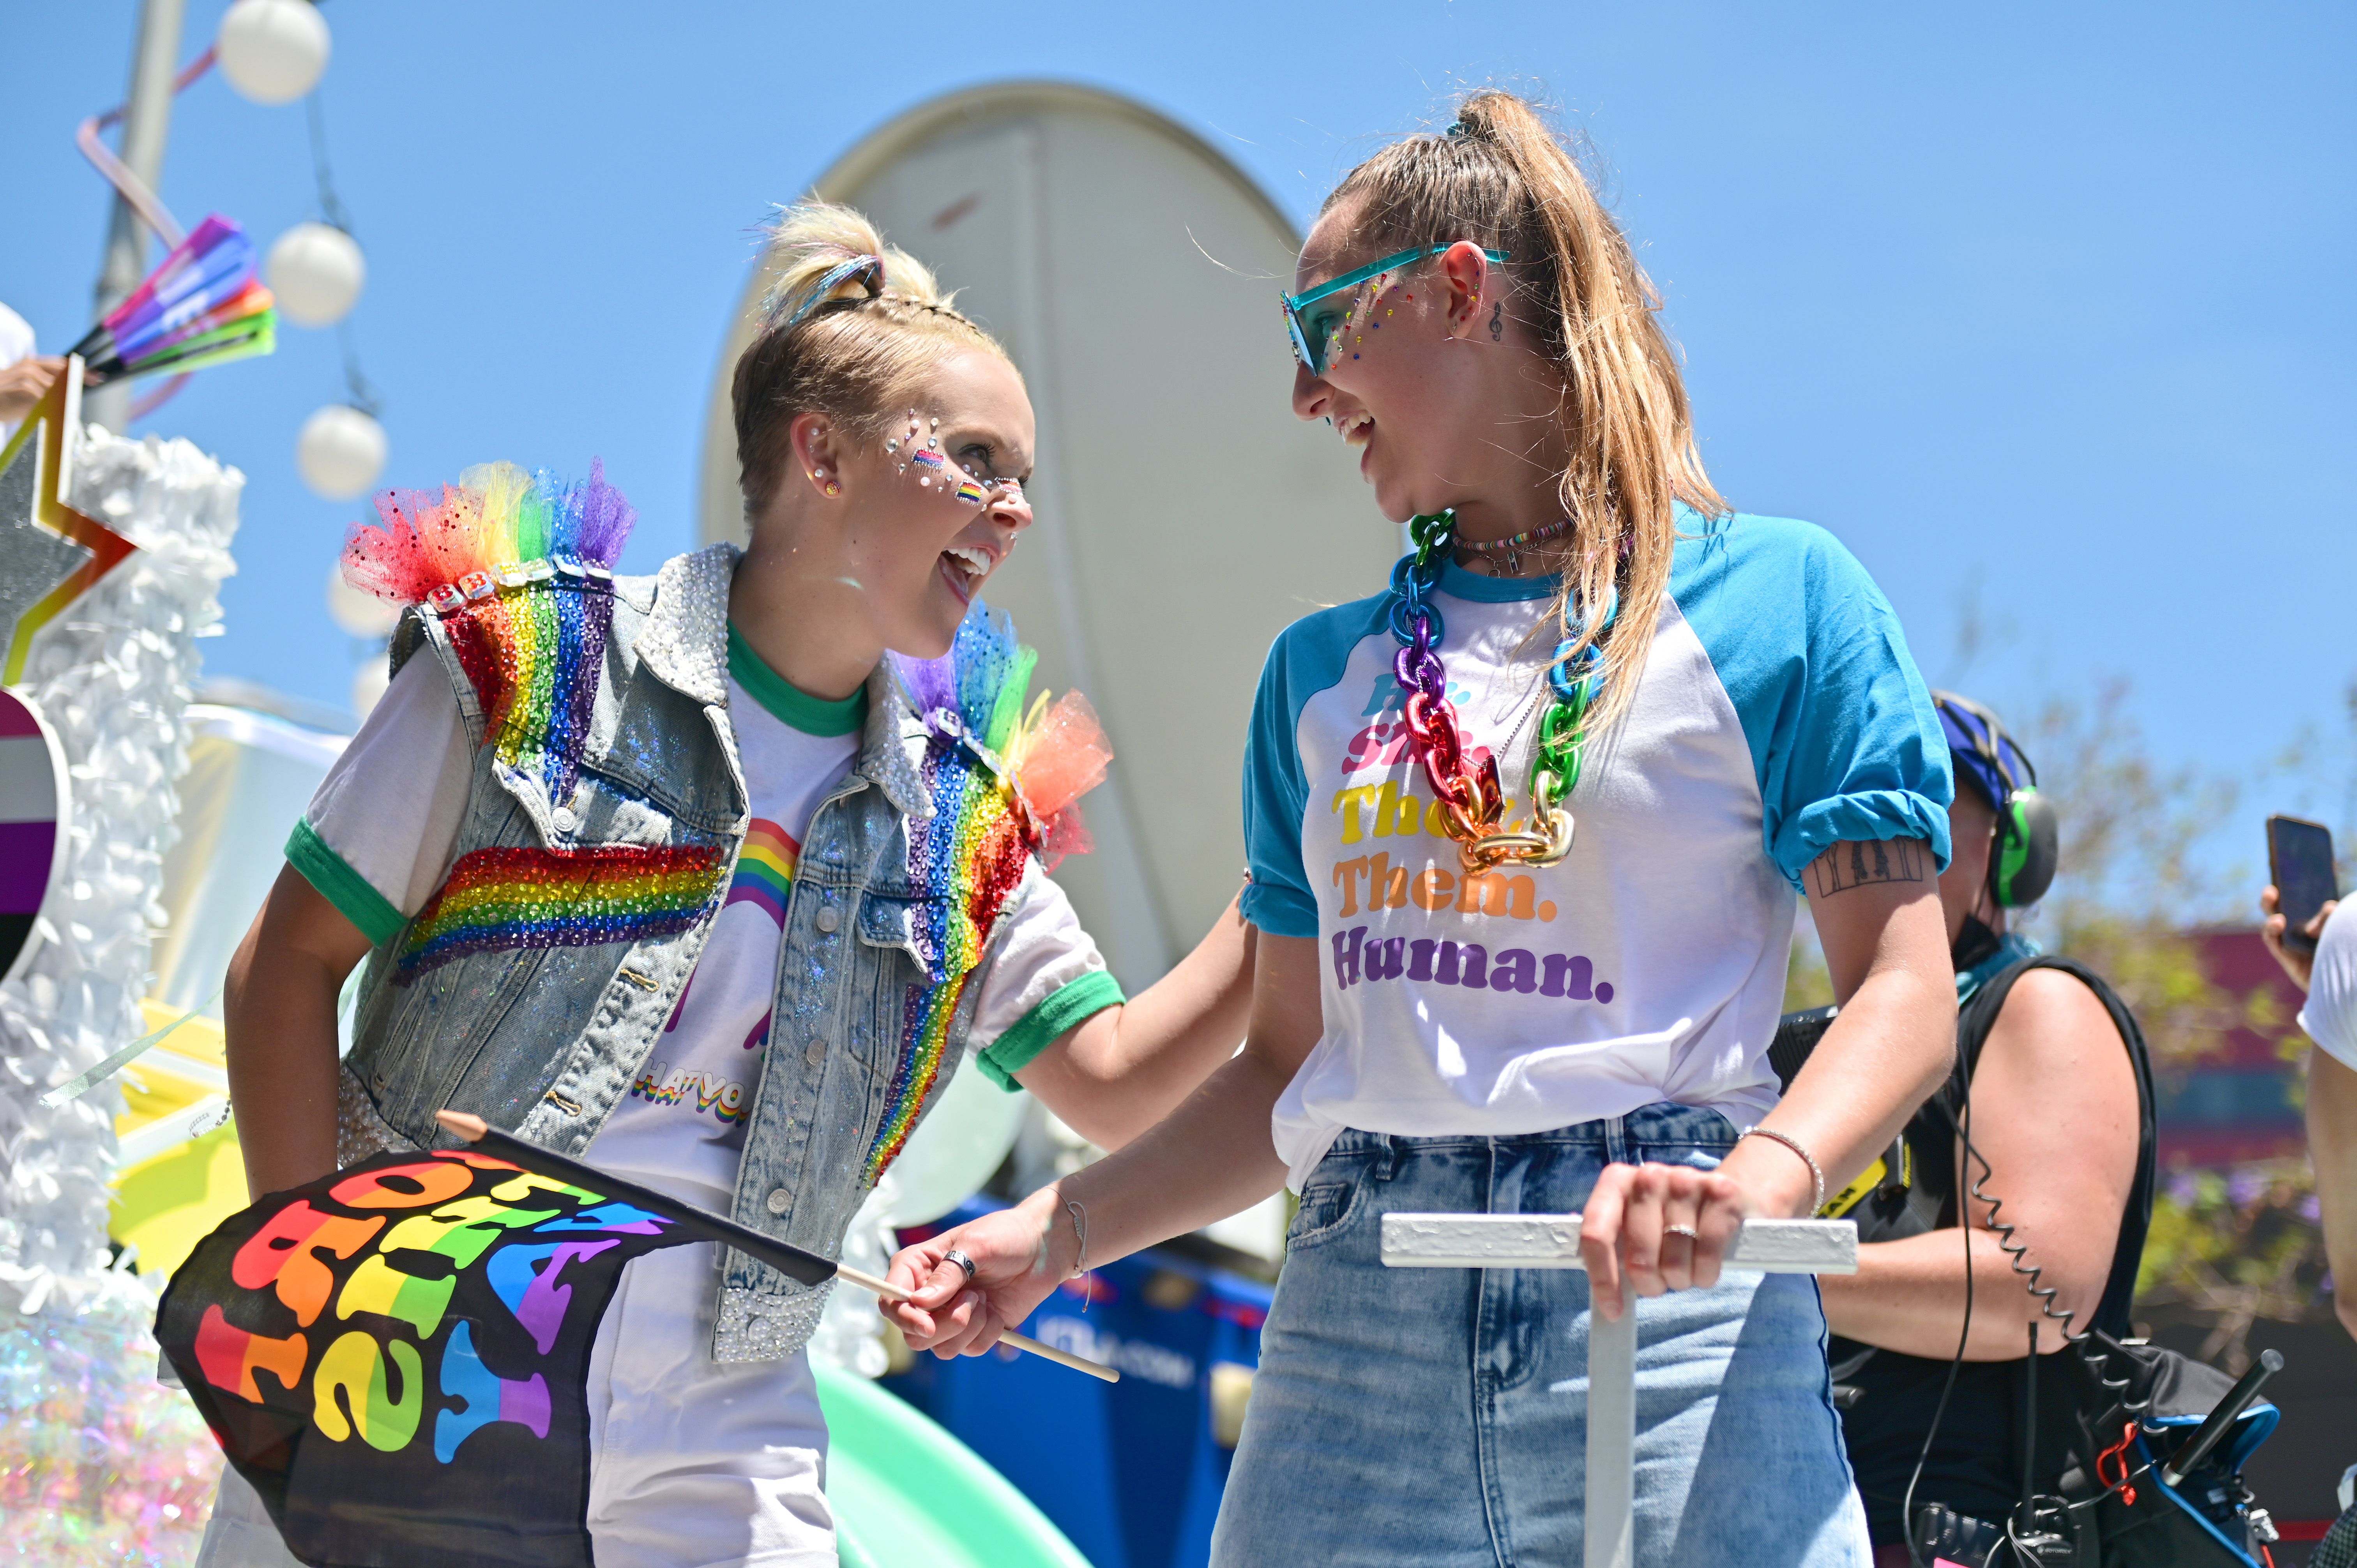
[731,201,1014,521]
[1326,90,1725,742]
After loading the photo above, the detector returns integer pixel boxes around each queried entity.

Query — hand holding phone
[2266,815,2339,968]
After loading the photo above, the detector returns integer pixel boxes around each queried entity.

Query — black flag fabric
[155,1148,697,1567]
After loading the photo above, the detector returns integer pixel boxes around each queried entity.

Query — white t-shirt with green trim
[289,638,1121,1214]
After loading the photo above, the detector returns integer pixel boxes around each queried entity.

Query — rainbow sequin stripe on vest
[339,461,725,981]
[864,606,1113,1185]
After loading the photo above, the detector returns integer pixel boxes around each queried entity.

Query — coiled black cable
[1898,1054,2158,1568]
[1962,1126,2157,1558]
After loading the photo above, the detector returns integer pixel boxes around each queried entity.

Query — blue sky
[5,2,2353,898]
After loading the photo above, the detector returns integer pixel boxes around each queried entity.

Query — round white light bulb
[267,223,365,328]
[324,560,398,639]
[297,404,385,500]
[350,656,390,719]
[216,0,331,106]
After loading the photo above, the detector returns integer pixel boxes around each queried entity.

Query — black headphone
[1931,691,2059,909]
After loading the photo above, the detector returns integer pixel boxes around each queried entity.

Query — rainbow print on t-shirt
[724,818,797,923]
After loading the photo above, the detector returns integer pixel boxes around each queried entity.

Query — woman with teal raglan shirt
[892,92,1959,1564]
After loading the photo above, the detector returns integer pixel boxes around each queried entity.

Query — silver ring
[1663,1224,1700,1241]
[943,1248,977,1282]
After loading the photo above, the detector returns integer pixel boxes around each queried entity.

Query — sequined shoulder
[338,459,638,805]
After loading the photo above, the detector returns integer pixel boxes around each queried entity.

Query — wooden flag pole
[435,1110,1118,1384]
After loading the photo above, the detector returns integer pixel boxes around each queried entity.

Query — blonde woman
[891,92,1959,1565]
[203,204,1254,1567]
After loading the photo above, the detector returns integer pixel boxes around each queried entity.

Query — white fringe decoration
[0,424,240,1318]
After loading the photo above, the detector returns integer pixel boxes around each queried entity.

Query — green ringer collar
[726,625,868,736]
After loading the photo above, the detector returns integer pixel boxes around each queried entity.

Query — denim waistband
[1323,1101,1740,1165]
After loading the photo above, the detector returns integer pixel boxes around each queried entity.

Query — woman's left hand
[1577,1159,1769,1317]
[0,356,64,425]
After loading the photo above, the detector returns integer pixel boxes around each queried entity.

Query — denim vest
[343,543,994,1361]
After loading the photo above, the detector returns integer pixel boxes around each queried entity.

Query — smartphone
[2267,814,2339,956]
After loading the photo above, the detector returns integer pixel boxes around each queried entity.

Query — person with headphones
[1810,693,2158,1566]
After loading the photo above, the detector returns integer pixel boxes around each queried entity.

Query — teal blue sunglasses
[1280,244,1511,376]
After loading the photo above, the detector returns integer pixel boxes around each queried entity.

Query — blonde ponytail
[1327,90,1726,740]
[732,201,1014,519]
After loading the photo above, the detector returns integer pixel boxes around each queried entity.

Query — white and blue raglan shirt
[1241,509,1956,1189]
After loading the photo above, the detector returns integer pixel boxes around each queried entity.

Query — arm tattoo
[1809,837,1930,899]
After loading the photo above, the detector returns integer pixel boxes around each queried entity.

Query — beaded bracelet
[1736,1126,1825,1216]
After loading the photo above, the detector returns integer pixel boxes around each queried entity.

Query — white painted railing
[1381,1213,1859,1568]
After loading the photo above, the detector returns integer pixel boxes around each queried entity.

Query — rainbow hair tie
[862,606,1112,1186]
[341,460,636,806]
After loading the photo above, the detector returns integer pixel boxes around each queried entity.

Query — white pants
[195,1241,835,1568]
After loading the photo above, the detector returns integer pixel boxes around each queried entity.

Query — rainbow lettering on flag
[156,1150,696,1566]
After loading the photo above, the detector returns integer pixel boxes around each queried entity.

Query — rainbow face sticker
[885,410,1010,509]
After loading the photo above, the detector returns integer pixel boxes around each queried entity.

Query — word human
[1330,926,1614,1004]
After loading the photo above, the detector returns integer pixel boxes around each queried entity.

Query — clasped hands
[881,1154,1807,1359]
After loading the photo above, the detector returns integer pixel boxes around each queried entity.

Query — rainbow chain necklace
[1388,509,1613,871]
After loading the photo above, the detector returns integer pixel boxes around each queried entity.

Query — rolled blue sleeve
[1673,511,1954,889]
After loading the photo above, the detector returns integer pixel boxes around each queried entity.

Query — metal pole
[86,0,187,434]
[1586,1276,1637,1568]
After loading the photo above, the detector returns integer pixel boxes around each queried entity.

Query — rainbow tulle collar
[341,461,636,807]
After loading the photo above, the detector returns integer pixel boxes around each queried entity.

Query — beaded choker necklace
[1452,515,1574,576]
[1389,509,1613,871]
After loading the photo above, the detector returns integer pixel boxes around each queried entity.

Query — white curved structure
[700,82,1391,989]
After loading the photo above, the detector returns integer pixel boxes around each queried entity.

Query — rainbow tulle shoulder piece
[890,605,1112,865]
[340,460,637,807]
[864,605,1113,1185]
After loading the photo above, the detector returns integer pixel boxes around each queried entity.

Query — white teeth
[944,546,991,577]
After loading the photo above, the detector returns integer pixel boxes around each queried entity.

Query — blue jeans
[1210,1105,1871,1568]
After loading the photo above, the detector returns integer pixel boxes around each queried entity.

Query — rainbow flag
[722,819,797,925]
[156,1150,691,1565]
